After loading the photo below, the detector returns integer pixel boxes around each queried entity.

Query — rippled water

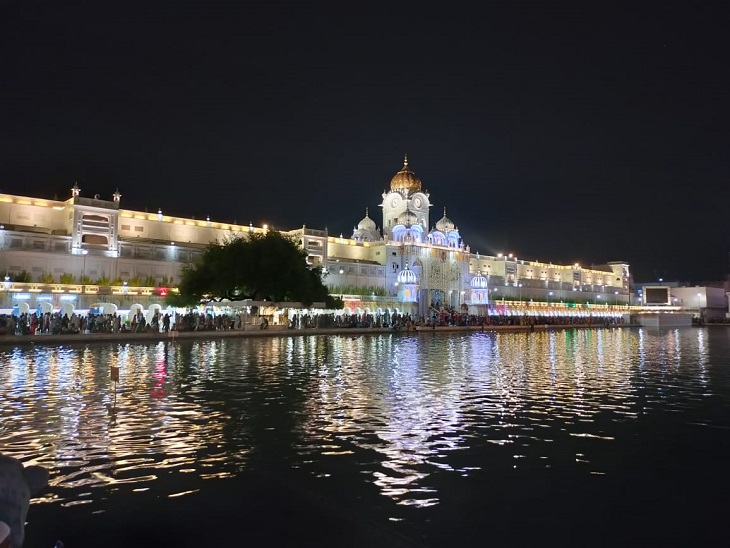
[3,327,730,546]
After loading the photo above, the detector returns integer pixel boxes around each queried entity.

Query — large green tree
[166,231,342,308]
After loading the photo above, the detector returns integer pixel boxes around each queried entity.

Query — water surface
[2,327,729,546]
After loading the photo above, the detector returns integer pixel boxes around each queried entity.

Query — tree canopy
[166,231,342,309]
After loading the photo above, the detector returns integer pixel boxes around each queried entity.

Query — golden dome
[389,154,422,193]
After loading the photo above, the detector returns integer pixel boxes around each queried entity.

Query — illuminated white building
[324,156,630,317]
[0,157,630,316]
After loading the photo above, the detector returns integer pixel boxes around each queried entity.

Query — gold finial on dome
[390,154,422,193]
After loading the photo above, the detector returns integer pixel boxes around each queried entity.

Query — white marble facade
[0,158,631,314]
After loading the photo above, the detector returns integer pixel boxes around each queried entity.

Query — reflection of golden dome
[390,154,422,193]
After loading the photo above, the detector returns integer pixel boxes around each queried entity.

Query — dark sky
[1,1,728,283]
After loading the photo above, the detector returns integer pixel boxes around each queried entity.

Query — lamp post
[614,291,619,307]
[548,291,553,307]
[3,275,9,308]
[518,283,523,304]
[81,250,88,280]
[80,250,88,294]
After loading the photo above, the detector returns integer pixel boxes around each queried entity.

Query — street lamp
[548,291,553,306]
[81,250,88,285]
[518,283,523,304]
[614,291,619,306]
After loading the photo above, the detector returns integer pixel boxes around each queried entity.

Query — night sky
[2,1,728,283]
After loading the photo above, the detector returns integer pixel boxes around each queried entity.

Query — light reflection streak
[0,341,247,515]
[0,328,724,527]
[295,328,710,509]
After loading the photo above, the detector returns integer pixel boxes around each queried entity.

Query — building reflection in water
[294,328,713,508]
[0,327,719,514]
[1,342,243,507]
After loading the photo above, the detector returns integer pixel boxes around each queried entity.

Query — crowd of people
[0,309,266,336]
[1,310,168,335]
[0,305,626,338]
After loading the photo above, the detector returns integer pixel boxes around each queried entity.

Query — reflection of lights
[0,341,239,510]
[0,332,720,522]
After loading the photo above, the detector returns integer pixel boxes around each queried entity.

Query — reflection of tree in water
[1,329,719,533]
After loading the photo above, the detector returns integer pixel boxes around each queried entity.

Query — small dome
[397,209,419,227]
[357,208,377,231]
[435,207,455,232]
[390,154,422,194]
[470,271,489,289]
[397,263,419,285]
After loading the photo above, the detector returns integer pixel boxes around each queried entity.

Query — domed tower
[435,208,455,232]
[351,208,381,242]
[469,271,489,305]
[427,207,462,248]
[381,155,430,241]
[396,262,419,303]
[390,154,422,194]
